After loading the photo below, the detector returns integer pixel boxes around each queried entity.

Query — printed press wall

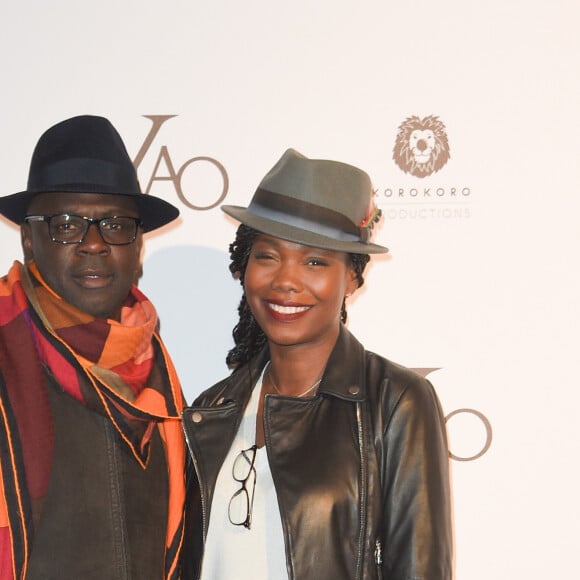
[1,2,578,578]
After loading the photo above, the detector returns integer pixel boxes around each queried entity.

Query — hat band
[28,157,139,192]
[249,189,361,243]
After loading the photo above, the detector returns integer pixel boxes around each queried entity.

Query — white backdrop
[1,2,579,578]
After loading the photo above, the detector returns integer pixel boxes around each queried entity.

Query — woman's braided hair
[226,224,370,368]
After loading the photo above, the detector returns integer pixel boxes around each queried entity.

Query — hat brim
[0,189,179,233]
[222,205,388,254]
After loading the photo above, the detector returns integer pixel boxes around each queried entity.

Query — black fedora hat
[0,115,179,232]
[222,148,388,254]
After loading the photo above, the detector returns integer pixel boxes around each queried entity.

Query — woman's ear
[345,266,359,297]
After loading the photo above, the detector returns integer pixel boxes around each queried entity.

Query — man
[0,116,186,579]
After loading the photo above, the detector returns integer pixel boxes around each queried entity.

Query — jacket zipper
[355,402,367,580]
[181,409,209,579]
[374,538,384,579]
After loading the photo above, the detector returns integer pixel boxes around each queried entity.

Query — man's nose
[76,223,110,254]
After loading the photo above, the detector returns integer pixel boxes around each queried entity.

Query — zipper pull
[374,539,383,565]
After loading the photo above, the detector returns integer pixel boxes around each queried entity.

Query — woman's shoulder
[190,358,264,407]
[365,349,428,386]
[363,349,443,415]
[334,327,437,404]
[191,375,232,407]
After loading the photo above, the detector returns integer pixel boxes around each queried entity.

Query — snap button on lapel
[191,411,203,423]
[216,397,225,406]
[348,386,360,395]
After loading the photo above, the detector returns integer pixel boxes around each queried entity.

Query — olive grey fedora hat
[222,148,388,254]
[0,115,179,232]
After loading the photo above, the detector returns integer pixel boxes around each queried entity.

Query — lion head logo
[393,115,450,177]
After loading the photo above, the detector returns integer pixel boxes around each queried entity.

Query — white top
[200,370,288,580]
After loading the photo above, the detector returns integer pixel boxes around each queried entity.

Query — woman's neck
[266,336,337,397]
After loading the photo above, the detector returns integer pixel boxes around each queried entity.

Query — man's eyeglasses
[228,445,258,530]
[24,214,142,245]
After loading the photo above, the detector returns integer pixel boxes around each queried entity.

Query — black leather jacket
[181,327,452,579]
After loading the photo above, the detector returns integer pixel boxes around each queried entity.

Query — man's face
[21,192,143,320]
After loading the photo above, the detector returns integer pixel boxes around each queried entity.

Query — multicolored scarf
[0,261,186,579]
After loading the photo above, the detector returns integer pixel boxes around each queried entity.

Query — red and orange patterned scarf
[0,261,186,579]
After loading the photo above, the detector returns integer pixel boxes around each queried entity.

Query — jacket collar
[318,325,367,401]
[222,325,367,404]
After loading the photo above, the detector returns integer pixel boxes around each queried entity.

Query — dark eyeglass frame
[228,444,258,530]
[24,213,143,245]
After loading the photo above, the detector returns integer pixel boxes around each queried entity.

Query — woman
[181,149,452,579]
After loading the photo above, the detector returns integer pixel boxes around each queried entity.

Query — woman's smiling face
[244,234,358,351]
